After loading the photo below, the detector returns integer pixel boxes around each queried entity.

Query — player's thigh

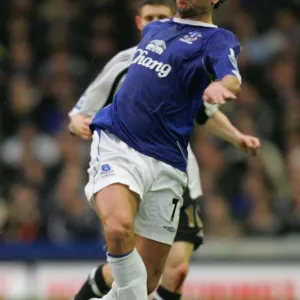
[93,183,139,254]
[93,184,138,235]
[166,241,194,270]
[135,234,171,292]
[85,130,145,251]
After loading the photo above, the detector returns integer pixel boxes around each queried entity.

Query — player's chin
[177,2,194,15]
[177,8,193,18]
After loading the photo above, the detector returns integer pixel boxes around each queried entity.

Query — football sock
[74,265,110,300]
[153,285,182,300]
[105,248,148,299]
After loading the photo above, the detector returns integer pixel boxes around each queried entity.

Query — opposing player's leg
[153,194,204,300]
[153,241,194,299]
[74,264,112,299]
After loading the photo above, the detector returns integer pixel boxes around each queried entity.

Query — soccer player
[73,0,260,299]
[70,1,259,300]
[70,2,204,300]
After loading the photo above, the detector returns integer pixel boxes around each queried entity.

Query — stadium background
[0,0,300,299]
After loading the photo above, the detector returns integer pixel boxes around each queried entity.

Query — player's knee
[103,215,134,243]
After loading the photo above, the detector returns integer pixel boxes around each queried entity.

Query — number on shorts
[185,205,203,229]
[170,198,179,222]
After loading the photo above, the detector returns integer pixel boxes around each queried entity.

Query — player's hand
[70,114,93,140]
[234,133,261,156]
[203,82,237,104]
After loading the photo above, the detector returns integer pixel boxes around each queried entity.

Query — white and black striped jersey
[68,44,219,199]
[69,46,137,118]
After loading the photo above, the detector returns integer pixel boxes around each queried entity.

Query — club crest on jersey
[180,31,202,45]
[146,40,167,55]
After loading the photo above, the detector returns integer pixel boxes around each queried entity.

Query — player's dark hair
[214,0,226,9]
[138,0,176,14]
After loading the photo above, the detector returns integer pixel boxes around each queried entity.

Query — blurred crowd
[0,0,299,245]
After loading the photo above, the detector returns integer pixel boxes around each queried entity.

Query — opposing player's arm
[203,30,242,104]
[195,105,260,156]
[68,51,131,139]
[202,110,241,145]
[69,53,130,118]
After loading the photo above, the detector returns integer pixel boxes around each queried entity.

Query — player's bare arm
[202,110,260,156]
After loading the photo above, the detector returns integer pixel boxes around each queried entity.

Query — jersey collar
[173,17,218,28]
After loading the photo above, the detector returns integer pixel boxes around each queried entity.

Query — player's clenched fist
[234,133,261,156]
[70,114,93,140]
[203,82,237,104]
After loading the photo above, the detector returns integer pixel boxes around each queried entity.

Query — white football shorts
[186,144,202,200]
[85,130,187,245]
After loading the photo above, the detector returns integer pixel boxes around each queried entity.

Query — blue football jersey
[91,17,241,172]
